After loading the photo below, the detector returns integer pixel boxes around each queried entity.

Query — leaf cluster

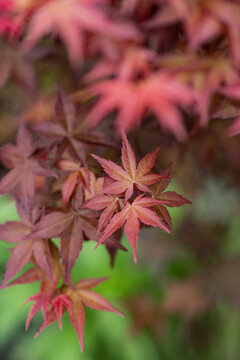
[0,89,190,349]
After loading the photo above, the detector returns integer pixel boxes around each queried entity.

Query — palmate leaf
[23,0,141,64]
[34,277,124,352]
[96,195,170,263]
[92,133,167,201]
[85,72,194,140]
[25,271,62,331]
[84,194,124,232]
[0,120,56,201]
[34,87,116,165]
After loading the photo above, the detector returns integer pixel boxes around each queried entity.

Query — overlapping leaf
[84,194,124,232]
[92,133,167,201]
[23,0,141,64]
[96,195,170,262]
[33,277,124,352]
[85,72,195,140]
[34,87,116,165]
[0,120,55,201]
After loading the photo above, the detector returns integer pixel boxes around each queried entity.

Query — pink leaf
[77,289,124,317]
[60,218,84,280]
[69,294,85,352]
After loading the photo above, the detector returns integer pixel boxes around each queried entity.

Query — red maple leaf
[24,263,64,331]
[23,0,141,64]
[34,86,116,165]
[96,195,170,263]
[92,133,167,201]
[84,194,124,233]
[34,277,124,352]
[0,120,55,201]
[85,71,194,140]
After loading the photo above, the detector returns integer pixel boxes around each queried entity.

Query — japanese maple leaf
[0,120,55,201]
[92,133,167,201]
[96,195,170,263]
[85,72,194,140]
[26,189,126,280]
[0,202,54,286]
[7,245,63,330]
[34,86,116,165]
[152,167,191,234]
[84,194,124,233]
[25,263,64,331]
[23,0,141,64]
[34,277,124,352]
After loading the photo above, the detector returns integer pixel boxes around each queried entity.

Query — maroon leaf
[60,218,84,280]
[27,212,74,240]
